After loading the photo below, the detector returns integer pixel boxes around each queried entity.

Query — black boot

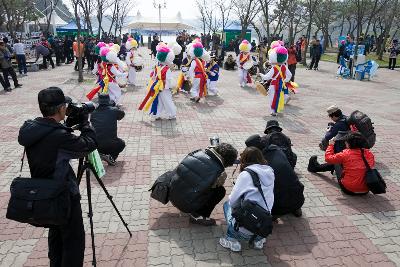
[308,156,335,173]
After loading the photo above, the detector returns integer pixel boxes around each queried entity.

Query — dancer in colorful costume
[86,43,127,104]
[237,40,253,87]
[138,43,177,120]
[205,53,220,96]
[188,42,207,102]
[175,44,193,94]
[260,42,295,116]
[125,38,139,85]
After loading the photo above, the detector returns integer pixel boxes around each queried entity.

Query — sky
[132,0,198,20]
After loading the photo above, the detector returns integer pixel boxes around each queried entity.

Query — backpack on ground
[149,170,175,204]
[347,110,376,148]
[264,132,297,167]
[232,168,273,243]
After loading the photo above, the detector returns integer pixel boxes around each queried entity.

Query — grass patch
[321,53,389,67]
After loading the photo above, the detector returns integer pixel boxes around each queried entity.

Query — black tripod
[77,156,132,266]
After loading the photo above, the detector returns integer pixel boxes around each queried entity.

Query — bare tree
[0,0,37,37]
[196,0,207,35]
[116,0,134,36]
[216,0,233,31]
[71,0,84,82]
[43,0,60,35]
[233,0,261,38]
[79,0,95,34]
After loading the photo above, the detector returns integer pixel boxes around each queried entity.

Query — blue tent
[56,20,89,35]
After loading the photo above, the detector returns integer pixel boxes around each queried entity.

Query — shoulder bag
[361,149,386,194]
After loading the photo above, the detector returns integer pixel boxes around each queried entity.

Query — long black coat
[262,145,304,215]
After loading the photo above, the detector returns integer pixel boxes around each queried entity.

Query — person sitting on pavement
[224,54,236,70]
[308,105,350,177]
[245,135,304,219]
[90,94,126,165]
[325,131,374,195]
[260,120,297,168]
[219,146,274,252]
[169,143,238,226]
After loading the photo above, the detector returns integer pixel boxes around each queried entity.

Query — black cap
[264,120,282,134]
[245,134,263,150]
[38,87,72,107]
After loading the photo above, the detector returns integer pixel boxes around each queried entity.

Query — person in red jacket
[325,132,374,195]
[287,43,297,82]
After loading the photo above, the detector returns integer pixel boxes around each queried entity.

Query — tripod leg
[88,164,132,237]
[85,167,97,266]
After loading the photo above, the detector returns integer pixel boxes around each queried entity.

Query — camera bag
[232,168,273,241]
[361,149,386,194]
[6,134,71,227]
[149,170,176,204]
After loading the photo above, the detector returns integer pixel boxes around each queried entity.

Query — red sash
[270,65,286,86]
[194,58,207,97]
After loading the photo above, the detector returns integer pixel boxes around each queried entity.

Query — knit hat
[239,40,251,52]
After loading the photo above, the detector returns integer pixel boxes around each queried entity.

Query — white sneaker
[253,238,266,250]
[219,237,241,252]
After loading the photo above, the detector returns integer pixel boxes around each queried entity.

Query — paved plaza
[0,51,400,266]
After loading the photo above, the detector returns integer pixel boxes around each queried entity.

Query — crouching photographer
[16,87,97,266]
[168,143,238,226]
[90,94,126,165]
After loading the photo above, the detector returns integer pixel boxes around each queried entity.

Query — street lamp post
[153,0,167,40]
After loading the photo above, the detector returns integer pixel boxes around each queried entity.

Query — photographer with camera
[17,87,97,267]
[308,105,350,175]
[90,94,126,165]
[169,142,238,226]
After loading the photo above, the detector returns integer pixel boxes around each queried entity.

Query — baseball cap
[326,105,339,115]
[38,87,72,107]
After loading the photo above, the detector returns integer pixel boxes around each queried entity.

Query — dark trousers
[48,196,85,267]
[86,55,95,70]
[43,55,55,69]
[55,52,64,66]
[2,67,19,88]
[98,137,126,160]
[389,58,397,70]
[309,55,321,69]
[0,72,7,89]
[74,57,85,71]
[288,64,296,82]
[65,50,73,63]
[195,186,226,217]
[16,54,27,74]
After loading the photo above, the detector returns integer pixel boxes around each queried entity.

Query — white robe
[260,65,292,113]
[154,67,176,119]
[237,53,250,86]
[108,65,127,104]
[125,51,136,85]
[188,59,204,98]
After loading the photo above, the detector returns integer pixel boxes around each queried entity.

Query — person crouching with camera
[220,147,274,252]
[90,94,126,165]
[18,87,97,267]
[169,143,238,226]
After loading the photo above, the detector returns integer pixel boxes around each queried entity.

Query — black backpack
[264,132,297,167]
[149,170,175,204]
[347,110,376,148]
[232,168,273,243]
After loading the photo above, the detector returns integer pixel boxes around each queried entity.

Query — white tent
[125,11,194,31]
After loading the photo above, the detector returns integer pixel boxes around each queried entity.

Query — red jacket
[287,46,297,65]
[325,144,375,193]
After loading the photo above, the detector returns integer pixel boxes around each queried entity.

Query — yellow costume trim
[143,66,165,111]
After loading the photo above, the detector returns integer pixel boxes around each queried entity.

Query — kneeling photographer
[17,87,97,266]
[169,142,238,226]
[90,94,126,165]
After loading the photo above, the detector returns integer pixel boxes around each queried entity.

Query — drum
[255,80,270,96]
[116,75,127,87]
[248,65,258,76]
[134,65,144,72]
[182,80,192,92]
[243,60,254,70]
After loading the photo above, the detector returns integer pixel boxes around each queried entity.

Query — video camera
[65,101,96,128]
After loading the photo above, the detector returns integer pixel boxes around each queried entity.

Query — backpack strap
[244,168,270,212]
[360,149,371,171]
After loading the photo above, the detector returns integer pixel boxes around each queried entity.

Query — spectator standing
[388,39,399,70]
[13,39,28,76]
[64,36,73,64]
[308,39,322,70]
[287,43,297,81]
[73,37,85,71]
[0,40,22,91]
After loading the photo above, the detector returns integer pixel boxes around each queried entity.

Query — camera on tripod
[209,135,220,147]
[65,101,96,128]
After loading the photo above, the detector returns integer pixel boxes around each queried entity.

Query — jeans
[98,137,126,160]
[2,67,19,88]
[48,196,85,267]
[194,186,226,218]
[309,55,321,69]
[223,202,263,241]
[16,54,27,74]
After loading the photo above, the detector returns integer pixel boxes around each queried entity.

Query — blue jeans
[223,201,263,241]
[16,54,27,74]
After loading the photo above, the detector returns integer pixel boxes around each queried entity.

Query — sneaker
[15,84,22,88]
[292,208,303,217]
[189,214,216,226]
[253,238,266,250]
[100,153,116,166]
[270,112,277,116]
[219,237,241,252]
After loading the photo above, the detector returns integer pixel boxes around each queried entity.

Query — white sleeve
[125,52,132,65]
[111,65,127,77]
[229,171,250,207]
[285,67,292,82]
[260,67,274,81]
[188,60,196,79]
[164,68,172,90]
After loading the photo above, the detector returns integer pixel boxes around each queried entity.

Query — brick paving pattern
[0,49,400,266]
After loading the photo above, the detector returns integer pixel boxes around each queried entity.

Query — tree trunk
[74,2,83,82]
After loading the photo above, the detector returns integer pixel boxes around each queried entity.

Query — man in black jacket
[169,143,238,226]
[260,120,297,168]
[18,87,97,267]
[245,135,304,218]
[308,105,350,175]
[90,94,125,165]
